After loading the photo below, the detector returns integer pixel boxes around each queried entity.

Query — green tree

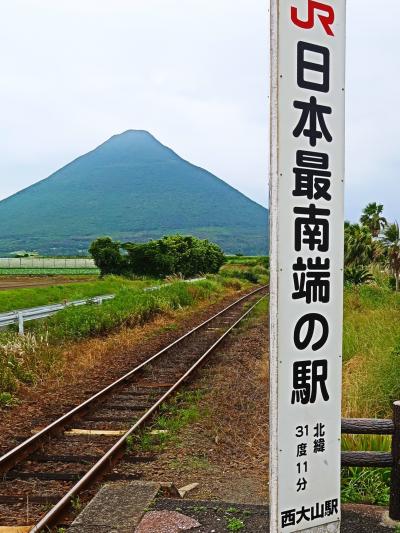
[88,237,126,276]
[382,222,400,291]
[360,202,387,237]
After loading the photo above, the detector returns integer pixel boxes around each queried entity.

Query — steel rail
[30,291,267,532]
[0,285,266,476]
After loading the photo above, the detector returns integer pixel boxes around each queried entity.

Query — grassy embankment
[342,279,400,505]
[0,268,263,407]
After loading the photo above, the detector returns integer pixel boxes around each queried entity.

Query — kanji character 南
[294,204,330,252]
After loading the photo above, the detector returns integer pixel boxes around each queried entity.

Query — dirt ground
[151,500,394,532]
[0,275,95,290]
[133,303,269,504]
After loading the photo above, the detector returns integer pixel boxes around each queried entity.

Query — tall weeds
[342,284,400,418]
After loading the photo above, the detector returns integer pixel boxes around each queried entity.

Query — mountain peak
[111,129,154,139]
[0,133,268,255]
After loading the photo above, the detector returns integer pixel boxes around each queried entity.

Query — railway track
[0,285,267,532]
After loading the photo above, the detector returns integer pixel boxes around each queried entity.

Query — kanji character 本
[281,509,296,528]
[294,313,329,351]
[297,443,308,457]
[297,477,308,492]
[293,96,332,147]
[292,257,330,303]
[293,150,331,201]
[291,360,330,404]
[291,0,335,37]
[296,505,311,524]
[314,422,326,437]
[298,41,330,93]
[311,502,325,520]
[314,438,326,453]
[294,204,330,252]
[325,498,339,516]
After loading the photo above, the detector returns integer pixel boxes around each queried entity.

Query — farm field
[0,274,97,291]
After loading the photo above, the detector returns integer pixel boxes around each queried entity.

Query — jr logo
[291,0,335,36]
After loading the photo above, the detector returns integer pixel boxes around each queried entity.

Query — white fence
[0,258,96,269]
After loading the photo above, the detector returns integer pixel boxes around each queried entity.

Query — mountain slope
[0,131,268,255]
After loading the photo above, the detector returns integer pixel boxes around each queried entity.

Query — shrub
[90,235,225,278]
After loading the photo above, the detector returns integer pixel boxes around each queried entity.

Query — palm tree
[382,222,400,291]
[360,202,387,237]
[344,223,373,267]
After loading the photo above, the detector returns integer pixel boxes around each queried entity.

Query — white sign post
[269,1,346,532]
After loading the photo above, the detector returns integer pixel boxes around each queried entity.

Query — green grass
[0,268,99,275]
[341,466,390,506]
[0,391,18,407]
[226,517,245,531]
[0,276,152,313]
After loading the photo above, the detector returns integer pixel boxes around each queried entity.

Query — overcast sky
[1,0,398,222]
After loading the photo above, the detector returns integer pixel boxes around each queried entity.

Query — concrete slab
[69,481,160,533]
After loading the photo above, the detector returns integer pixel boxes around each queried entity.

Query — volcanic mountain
[0,131,268,255]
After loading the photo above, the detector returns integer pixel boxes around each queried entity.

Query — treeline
[345,202,400,290]
[89,235,226,278]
